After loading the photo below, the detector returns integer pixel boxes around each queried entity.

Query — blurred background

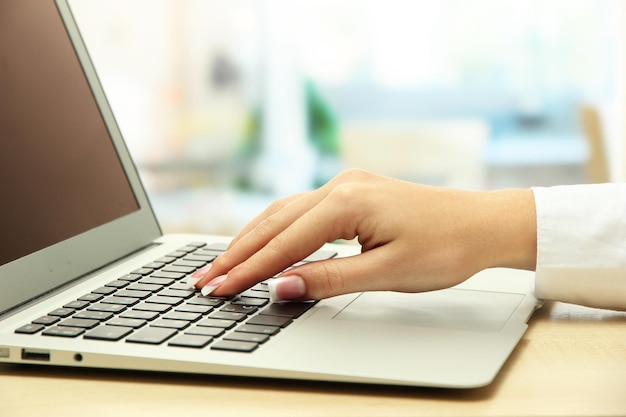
[70,0,625,235]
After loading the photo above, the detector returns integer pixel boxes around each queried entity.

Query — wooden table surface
[1,301,625,417]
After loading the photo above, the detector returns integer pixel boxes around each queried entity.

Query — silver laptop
[0,0,542,388]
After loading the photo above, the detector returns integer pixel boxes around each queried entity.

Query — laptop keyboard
[14,242,334,353]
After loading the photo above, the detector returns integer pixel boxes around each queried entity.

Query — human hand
[192,169,536,301]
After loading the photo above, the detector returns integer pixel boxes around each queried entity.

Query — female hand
[192,169,537,301]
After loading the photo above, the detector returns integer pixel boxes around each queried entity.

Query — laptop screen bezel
[0,0,162,315]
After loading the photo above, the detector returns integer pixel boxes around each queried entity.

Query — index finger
[211,190,360,296]
[194,185,330,290]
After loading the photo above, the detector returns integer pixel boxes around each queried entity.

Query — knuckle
[255,214,281,238]
[335,168,372,183]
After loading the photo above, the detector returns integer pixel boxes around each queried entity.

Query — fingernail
[186,264,213,289]
[268,275,306,302]
[185,276,202,289]
[191,264,212,278]
[200,274,228,296]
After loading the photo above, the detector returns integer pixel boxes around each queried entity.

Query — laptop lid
[0,0,161,315]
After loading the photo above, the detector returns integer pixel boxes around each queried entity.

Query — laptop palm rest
[333,289,525,332]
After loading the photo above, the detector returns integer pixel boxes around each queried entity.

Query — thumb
[269,251,390,301]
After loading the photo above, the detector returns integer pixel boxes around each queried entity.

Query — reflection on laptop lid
[0,0,541,389]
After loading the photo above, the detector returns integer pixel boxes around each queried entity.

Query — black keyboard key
[238,290,270,299]
[162,265,195,274]
[159,289,194,299]
[173,260,205,269]
[203,242,228,251]
[198,249,225,257]
[101,296,139,307]
[107,318,146,328]
[187,296,224,307]
[185,326,224,338]
[15,323,44,334]
[84,325,133,341]
[211,340,258,353]
[78,293,103,302]
[220,303,257,315]
[73,311,114,321]
[155,256,176,264]
[183,254,216,263]
[131,268,154,276]
[118,273,142,282]
[151,271,185,280]
[169,282,196,291]
[127,283,163,292]
[87,303,126,314]
[63,300,89,310]
[247,315,292,328]
[48,308,75,317]
[115,289,152,299]
[178,242,206,252]
[120,310,159,321]
[230,297,268,307]
[168,334,212,348]
[175,304,213,314]
[162,312,201,322]
[32,316,60,325]
[42,326,84,338]
[208,311,246,322]
[250,282,269,292]
[146,295,183,306]
[185,242,207,248]
[261,302,315,318]
[197,318,236,329]
[139,277,174,286]
[133,303,171,313]
[151,319,190,330]
[58,318,99,329]
[126,327,177,345]
[225,332,270,344]
[105,280,129,289]
[92,286,117,296]
[143,262,165,270]
[235,324,280,336]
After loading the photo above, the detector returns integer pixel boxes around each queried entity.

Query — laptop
[0,0,542,389]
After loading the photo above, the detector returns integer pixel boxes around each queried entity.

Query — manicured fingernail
[191,264,212,278]
[268,275,306,302]
[186,265,213,289]
[185,276,202,289]
[201,274,228,296]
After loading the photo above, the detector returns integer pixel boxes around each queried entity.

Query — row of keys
[16,242,323,352]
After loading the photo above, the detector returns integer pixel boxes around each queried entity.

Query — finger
[269,239,462,301]
[226,170,359,251]
[270,249,392,300]
[210,188,362,296]
[228,192,304,248]
[194,186,335,289]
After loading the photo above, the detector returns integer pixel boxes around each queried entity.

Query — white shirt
[532,184,626,310]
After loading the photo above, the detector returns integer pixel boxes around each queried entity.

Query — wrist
[476,189,537,271]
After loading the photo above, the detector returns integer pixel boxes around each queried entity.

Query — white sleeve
[531,184,626,310]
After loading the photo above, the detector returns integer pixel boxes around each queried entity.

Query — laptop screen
[0,1,140,266]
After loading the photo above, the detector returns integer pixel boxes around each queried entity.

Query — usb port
[21,348,50,362]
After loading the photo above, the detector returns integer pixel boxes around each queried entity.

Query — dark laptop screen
[0,1,140,265]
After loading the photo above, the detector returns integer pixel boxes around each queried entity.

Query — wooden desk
[1,302,625,417]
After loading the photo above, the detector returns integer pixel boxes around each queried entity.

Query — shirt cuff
[532,184,626,310]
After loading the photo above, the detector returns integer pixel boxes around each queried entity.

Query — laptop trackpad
[333,289,525,333]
